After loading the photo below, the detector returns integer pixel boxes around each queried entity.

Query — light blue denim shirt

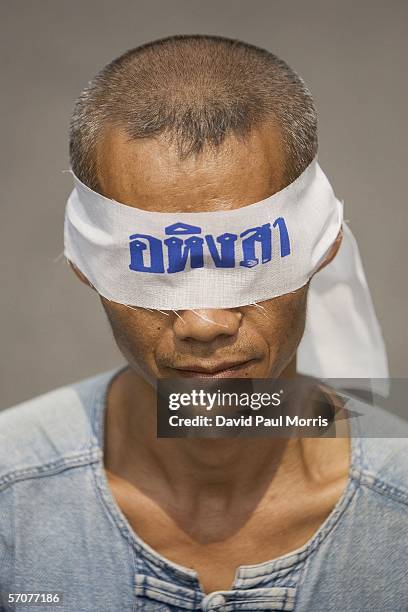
[1,369,408,612]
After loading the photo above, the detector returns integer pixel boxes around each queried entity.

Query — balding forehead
[95,124,287,214]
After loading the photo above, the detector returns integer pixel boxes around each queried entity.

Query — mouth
[171,359,257,378]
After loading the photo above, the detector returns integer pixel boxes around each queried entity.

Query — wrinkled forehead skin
[95,122,287,214]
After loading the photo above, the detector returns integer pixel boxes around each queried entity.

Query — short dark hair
[69,35,318,191]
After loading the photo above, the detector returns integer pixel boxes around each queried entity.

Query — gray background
[1,0,407,409]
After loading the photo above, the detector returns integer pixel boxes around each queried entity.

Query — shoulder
[0,369,118,490]
[351,398,408,507]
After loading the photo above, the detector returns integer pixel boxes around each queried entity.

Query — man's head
[68,35,340,379]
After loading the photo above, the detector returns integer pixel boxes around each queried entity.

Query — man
[0,35,407,612]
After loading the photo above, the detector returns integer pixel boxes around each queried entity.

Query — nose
[173,309,243,343]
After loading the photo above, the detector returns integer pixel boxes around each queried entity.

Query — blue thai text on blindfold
[129,219,291,274]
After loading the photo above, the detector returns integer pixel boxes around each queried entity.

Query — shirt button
[204,593,227,610]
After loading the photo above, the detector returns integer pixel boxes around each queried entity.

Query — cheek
[252,288,308,348]
[101,300,166,362]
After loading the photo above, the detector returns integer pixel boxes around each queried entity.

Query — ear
[67,259,94,289]
[313,227,343,275]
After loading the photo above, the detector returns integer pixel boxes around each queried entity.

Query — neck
[104,364,350,504]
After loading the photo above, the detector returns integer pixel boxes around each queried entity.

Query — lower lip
[173,361,255,378]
